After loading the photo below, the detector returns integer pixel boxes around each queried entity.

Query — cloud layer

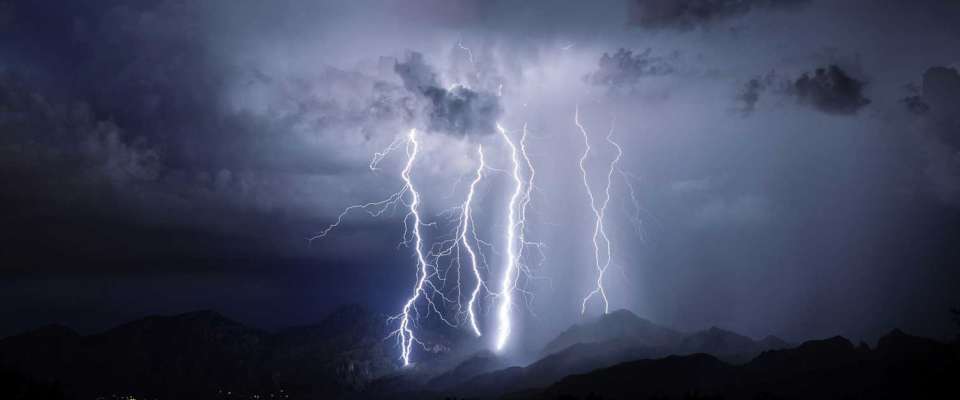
[1,0,958,352]
[628,0,810,30]
[395,51,502,136]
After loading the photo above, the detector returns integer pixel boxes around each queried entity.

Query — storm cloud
[586,48,678,89]
[907,66,960,149]
[734,66,870,116]
[902,66,960,206]
[789,65,871,115]
[1,0,959,355]
[628,0,810,30]
[395,51,502,136]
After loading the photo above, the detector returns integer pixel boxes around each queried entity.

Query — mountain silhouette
[0,306,421,400]
[447,311,790,398]
[425,350,505,390]
[531,330,959,400]
[541,309,683,356]
[451,338,668,398]
[265,304,398,397]
[0,310,273,399]
[676,326,790,363]
[2,308,957,400]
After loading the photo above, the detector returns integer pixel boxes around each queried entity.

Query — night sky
[2,0,959,352]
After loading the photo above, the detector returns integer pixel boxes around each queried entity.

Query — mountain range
[0,305,448,399]
[1,306,957,400]
[532,330,958,399]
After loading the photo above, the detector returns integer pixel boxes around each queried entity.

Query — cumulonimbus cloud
[585,48,678,88]
[735,65,870,116]
[394,51,502,136]
[628,0,810,30]
[789,65,870,115]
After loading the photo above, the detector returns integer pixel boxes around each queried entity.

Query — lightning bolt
[456,39,485,93]
[393,128,430,367]
[370,133,407,172]
[457,39,475,65]
[575,106,622,315]
[515,124,545,312]
[462,145,486,337]
[313,43,552,362]
[619,170,649,240]
[597,121,623,309]
[314,128,461,366]
[494,123,524,351]
[309,133,409,243]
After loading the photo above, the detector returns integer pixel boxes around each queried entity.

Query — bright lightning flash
[462,145,486,337]
[495,123,524,352]
[575,106,622,315]
[394,128,431,367]
[312,42,551,362]
[313,128,452,367]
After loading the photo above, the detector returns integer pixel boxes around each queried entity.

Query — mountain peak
[176,309,231,320]
[319,303,374,327]
[541,310,682,356]
[758,335,789,350]
[605,308,641,319]
[875,328,949,360]
[678,326,759,357]
[427,350,504,390]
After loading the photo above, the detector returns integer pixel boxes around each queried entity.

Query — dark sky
[2,0,959,353]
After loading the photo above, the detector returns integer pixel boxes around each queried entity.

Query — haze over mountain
[441,309,793,398]
[533,330,959,400]
[541,309,685,356]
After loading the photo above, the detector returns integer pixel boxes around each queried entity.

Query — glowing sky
[2,0,959,354]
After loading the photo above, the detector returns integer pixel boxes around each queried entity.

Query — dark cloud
[902,94,930,115]
[0,71,163,194]
[628,0,810,30]
[0,1,428,302]
[394,51,502,136]
[585,48,678,90]
[788,65,871,115]
[0,1,418,225]
[736,78,763,114]
[2,0,959,348]
[394,52,441,92]
[902,66,960,205]
[734,66,869,116]
[923,66,960,108]
[735,71,780,115]
[909,66,960,149]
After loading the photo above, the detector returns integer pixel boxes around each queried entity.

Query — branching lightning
[313,128,463,366]
[455,41,543,348]
[511,125,549,315]
[457,39,475,65]
[393,128,430,367]
[462,145,486,337]
[575,106,622,315]
[313,42,555,363]
[619,169,651,240]
[489,122,547,351]
[309,133,409,243]
[494,123,523,351]
[370,133,407,172]
[314,104,627,363]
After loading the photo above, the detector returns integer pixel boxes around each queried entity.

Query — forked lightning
[575,106,622,315]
